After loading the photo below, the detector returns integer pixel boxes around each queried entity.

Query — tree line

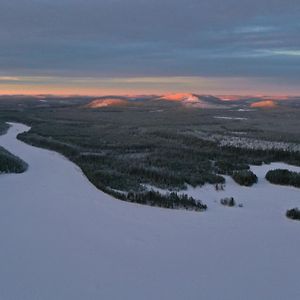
[266,169,300,188]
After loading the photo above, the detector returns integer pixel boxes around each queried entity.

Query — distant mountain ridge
[84,93,300,109]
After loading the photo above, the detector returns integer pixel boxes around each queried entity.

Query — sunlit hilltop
[159,93,199,102]
[86,98,130,108]
[250,100,278,108]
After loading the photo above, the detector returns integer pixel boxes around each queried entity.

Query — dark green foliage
[220,197,236,207]
[215,160,249,175]
[125,190,207,211]
[18,127,231,192]
[18,132,80,157]
[0,122,9,135]
[286,208,300,220]
[232,170,258,186]
[0,121,27,173]
[266,169,300,188]
[0,146,28,173]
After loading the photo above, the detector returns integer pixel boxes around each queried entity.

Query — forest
[1,97,300,206]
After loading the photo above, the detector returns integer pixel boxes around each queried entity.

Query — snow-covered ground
[0,123,300,300]
[176,163,300,212]
[191,129,300,152]
[214,116,248,120]
[218,136,300,152]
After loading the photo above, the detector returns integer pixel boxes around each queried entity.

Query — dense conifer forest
[266,169,300,188]
[232,170,258,186]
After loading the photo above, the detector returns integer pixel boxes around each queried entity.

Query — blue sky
[0,0,299,95]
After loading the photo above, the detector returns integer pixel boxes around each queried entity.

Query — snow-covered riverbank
[172,162,300,213]
[0,123,300,300]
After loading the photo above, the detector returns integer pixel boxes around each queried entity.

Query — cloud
[1,75,299,96]
[264,50,300,56]
[0,0,299,93]
[0,76,20,82]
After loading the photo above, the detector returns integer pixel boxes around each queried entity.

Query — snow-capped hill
[182,95,200,103]
[250,100,278,108]
[85,98,130,108]
[159,93,224,108]
[159,93,198,102]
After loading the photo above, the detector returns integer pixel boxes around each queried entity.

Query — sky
[0,0,299,96]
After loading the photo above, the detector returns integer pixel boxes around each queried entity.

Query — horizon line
[0,92,299,99]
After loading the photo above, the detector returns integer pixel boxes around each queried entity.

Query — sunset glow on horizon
[0,0,299,97]
[0,75,299,97]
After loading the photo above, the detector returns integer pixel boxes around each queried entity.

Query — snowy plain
[0,123,300,300]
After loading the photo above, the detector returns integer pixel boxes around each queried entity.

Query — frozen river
[0,123,300,300]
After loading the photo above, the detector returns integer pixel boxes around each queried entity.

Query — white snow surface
[214,116,248,120]
[0,123,300,300]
